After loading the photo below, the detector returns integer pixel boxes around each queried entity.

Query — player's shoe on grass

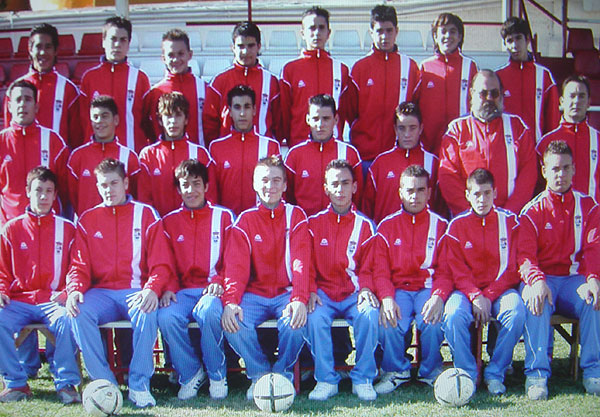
[308,382,338,400]
[177,367,207,400]
[374,370,411,394]
[209,378,228,400]
[417,367,442,387]
[352,383,377,401]
[0,385,32,402]
[525,376,548,400]
[128,388,156,408]
[583,377,600,395]
[485,379,506,396]
[57,385,81,404]
[246,381,256,401]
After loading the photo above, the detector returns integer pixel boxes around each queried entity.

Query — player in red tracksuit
[204,22,282,143]
[79,17,150,153]
[439,70,536,216]
[285,94,362,216]
[138,92,213,217]
[67,95,141,216]
[345,5,420,163]
[142,29,212,146]
[537,75,600,201]
[496,17,560,144]
[209,85,280,215]
[279,6,351,147]
[66,158,172,408]
[3,24,81,149]
[363,102,438,224]
[416,13,478,155]
[0,80,69,224]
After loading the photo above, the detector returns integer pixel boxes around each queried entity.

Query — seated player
[66,158,172,408]
[220,156,310,399]
[208,85,280,215]
[158,159,234,400]
[372,165,449,394]
[518,140,600,399]
[138,92,213,217]
[306,159,379,401]
[441,168,525,394]
[363,102,438,224]
[0,167,80,404]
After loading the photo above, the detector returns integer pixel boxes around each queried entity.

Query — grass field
[1,327,599,417]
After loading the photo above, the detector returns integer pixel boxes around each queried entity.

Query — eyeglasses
[478,89,501,99]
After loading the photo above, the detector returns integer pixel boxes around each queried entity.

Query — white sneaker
[352,383,377,401]
[177,367,207,400]
[525,376,548,400]
[583,377,600,395]
[308,382,338,401]
[209,378,228,400]
[246,381,256,401]
[417,367,442,387]
[374,370,411,394]
[128,388,156,408]
[485,379,506,395]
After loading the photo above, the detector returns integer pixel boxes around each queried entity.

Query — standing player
[441,168,525,393]
[518,141,600,399]
[79,16,150,153]
[221,156,310,399]
[209,85,280,215]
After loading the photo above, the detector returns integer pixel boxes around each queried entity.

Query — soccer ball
[82,379,123,416]
[434,368,475,407]
[253,373,295,412]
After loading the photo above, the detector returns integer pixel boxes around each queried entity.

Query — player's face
[29,33,57,73]
[229,95,256,133]
[542,153,575,194]
[253,164,286,208]
[161,39,192,75]
[103,26,130,63]
[399,175,430,214]
[561,81,590,123]
[306,104,338,142]
[96,171,129,206]
[90,106,119,142]
[465,182,496,216]
[232,35,261,67]
[301,14,330,51]
[434,24,462,55]
[324,167,356,214]
[9,86,38,126]
[370,21,398,53]
[160,109,188,140]
[471,74,503,121]
[177,175,207,209]
[395,114,423,150]
[27,178,57,216]
[503,32,529,62]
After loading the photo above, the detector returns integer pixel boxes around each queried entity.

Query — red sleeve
[79,74,93,140]
[66,222,93,294]
[482,218,520,301]
[222,222,252,306]
[203,85,222,145]
[440,230,483,302]
[289,210,311,304]
[269,77,284,143]
[66,153,79,212]
[67,93,84,149]
[336,65,351,139]
[431,221,452,301]
[279,73,292,145]
[53,138,71,213]
[517,211,546,285]
[141,89,159,143]
[136,154,153,207]
[205,162,218,206]
[362,168,376,220]
[371,233,396,300]
[543,79,560,136]
[284,155,297,205]
[142,217,173,297]
[581,205,600,282]
[504,123,537,214]
[356,223,375,292]
[438,130,469,215]
[341,77,359,127]
[0,232,13,296]
[210,210,234,288]
[350,147,363,207]
[308,227,317,294]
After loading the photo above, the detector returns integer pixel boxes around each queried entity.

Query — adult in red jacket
[537,76,600,201]
[0,167,80,404]
[441,168,524,394]
[285,94,362,216]
[3,24,81,149]
[79,17,150,153]
[67,95,141,216]
[496,17,560,143]
[439,70,536,216]
[416,13,478,155]
[279,7,350,147]
[345,5,420,162]
[209,85,280,215]
[66,159,172,408]
[0,80,69,225]
[221,156,310,399]
[518,140,600,399]
[363,102,438,224]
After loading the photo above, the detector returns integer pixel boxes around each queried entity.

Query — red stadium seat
[0,38,13,59]
[55,62,70,78]
[0,66,6,86]
[15,36,28,58]
[79,33,103,56]
[57,34,76,56]
[567,28,595,55]
[8,62,29,82]
[71,61,97,85]
[574,49,600,78]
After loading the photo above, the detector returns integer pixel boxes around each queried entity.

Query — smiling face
[90,106,118,142]
[434,23,462,55]
[229,95,256,133]
[324,166,356,214]
[232,35,260,67]
[301,14,330,51]
[96,171,128,206]
[160,109,188,140]
[465,181,496,216]
[399,175,430,214]
[503,32,530,62]
[29,33,56,73]
[9,86,38,126]
[103,25,130,63]
[561,81,590,123]
[370,20,398,53]
[542,152,574,194]
[253,164,286,208]
[27,178,57,216]
[177,174,208,209]
[161,39,192,75]
[306,104,338,142]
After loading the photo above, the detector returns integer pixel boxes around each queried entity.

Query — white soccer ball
[434,368,475,407]
[253,373,295,412]
[82,379,123,416]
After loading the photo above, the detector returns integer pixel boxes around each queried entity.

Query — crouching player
[441,168,525,394]
[372,165,449,394]
[158,159,234,400]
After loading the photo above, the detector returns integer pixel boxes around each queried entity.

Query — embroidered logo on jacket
[93,231,103,239]
[320,238,328,246]
[254,234,262,242]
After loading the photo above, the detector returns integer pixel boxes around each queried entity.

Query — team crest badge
[427,237,435,249]
[41,150,49,166]
[536,88,542,100]
[592,150,597,161]
[505,132,512,145]
[134,228,141,240]
[334,79,341,90]
[348,241,357,254]
[212,231,220,243]
[461,79,468,90]
[575,215,582,227]
[262,93,269,106]
[401,78,407,89]
[127,89,134,102]
[500,237,508,250]
[55,100,63,112]
[198,98,204,110]
[55,241,63,254]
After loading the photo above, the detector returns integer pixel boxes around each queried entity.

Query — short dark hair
[467,168,495,189]
[500,17,531,40]
[90,95,118,116]
[227,84,256,107]
[26,166,57,191]
[370,5,397,28]
[8,79,37,103]
[162,28,190,50]
[302,6,330,28]
[400,164,429,183]
[232,21,261,45]
[94,158,126,180]
[562,74,591,97]
[431,13,465,52]
[158,92,190,118]
[174,159,209,188]
[395,101,422,124]
[543,140,573,162]
[30,23,59,50]
[103,16,132,41]
[308,94,336,115]
[255,155,286,181]
[325,159,354,181]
